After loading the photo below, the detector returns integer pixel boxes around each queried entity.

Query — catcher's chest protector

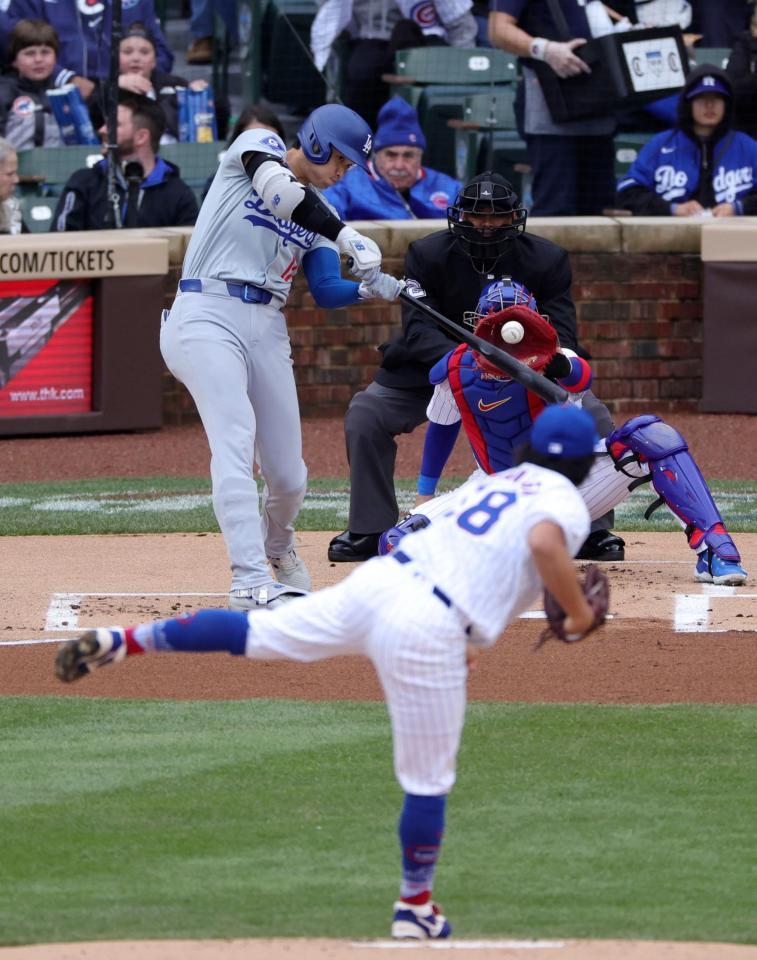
[448,348,541,474]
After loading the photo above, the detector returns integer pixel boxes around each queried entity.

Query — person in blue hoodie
[4,0,172,91]
[51,91,197,230]
[323,96,460,220]
[616,64,757,217]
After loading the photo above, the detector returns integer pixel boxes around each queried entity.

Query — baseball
[501,321,524,345]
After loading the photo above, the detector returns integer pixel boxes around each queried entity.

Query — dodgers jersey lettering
[395,464,590,644]
[182,128,337,296]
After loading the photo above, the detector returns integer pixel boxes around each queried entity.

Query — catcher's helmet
[447,172,527,274]
[298,104,373,171]
[463,278,538,329]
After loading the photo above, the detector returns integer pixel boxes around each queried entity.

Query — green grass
[1,476,756,535]
[1,697,755,945]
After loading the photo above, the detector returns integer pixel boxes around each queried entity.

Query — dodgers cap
[686,74,730,100]
[531,405,598,458]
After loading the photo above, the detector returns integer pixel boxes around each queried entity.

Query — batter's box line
[352,940,565,950]
[675,586,757,633]
[44,592,227,632]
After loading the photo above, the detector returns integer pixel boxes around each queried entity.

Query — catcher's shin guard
[378,513,431,556]
[607,415,741,563]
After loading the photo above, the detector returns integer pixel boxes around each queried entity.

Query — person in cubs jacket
[323,97,460,220]
[616,64,757,217]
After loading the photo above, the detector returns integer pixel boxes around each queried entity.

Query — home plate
[352,942,565,950]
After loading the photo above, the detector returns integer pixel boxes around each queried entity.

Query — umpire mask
[447,172,527,275]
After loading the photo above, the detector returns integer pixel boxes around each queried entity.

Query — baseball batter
[383,281,747,586]
[162,103,402,611]
[55,405,607,941]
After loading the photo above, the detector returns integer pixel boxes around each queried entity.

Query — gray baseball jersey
[182,128,337,296]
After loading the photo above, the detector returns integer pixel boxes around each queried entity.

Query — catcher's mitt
[473,304,558,377]
[534,564,610,650]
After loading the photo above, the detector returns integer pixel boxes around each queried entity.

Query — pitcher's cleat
[695,550,748,586]
[55,628,126,683]
[391,900,452,940]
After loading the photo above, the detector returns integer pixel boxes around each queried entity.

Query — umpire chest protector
[444,346,543,473]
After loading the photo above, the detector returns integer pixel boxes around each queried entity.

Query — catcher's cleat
[391,900,452,940]
[55,628,126,683]
[228,581,308,611]
[268,549,312,591]
[695,550,747,586]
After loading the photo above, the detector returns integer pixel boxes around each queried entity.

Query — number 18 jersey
[393,464,590,644]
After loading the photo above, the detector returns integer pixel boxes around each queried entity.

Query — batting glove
[337,226,382,273]
[532,37,590,78]
[358,272,404,302]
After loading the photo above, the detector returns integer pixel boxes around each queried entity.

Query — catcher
[55,404,608,940]
[381,280,747,587]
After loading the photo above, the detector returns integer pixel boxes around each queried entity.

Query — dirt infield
[2,415,756,959]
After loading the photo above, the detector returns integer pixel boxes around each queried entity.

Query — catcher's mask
[447,172,527,274]
[463,277,538,330]
[473,303,558,378]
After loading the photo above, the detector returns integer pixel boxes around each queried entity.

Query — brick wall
[160,219,712,424]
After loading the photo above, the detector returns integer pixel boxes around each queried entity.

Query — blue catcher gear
[607,414,746,584]
[298,104,373,171]
[379,513,431,556]
[463,278,538,330]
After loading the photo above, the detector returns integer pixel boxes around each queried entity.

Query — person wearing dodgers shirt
[323,96,460,220]
[616,65,757,217]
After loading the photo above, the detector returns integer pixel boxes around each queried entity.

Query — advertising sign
[0,279,93,417]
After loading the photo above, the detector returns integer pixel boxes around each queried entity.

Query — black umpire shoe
[576,530,626,561]
[328,530,380,562]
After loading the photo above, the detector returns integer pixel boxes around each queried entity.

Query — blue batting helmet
[297,104,373,171]
[463,278,538,329]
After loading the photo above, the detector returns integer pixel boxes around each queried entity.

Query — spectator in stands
[52,91,198,231]
[5,0,172,100]
[201,101,285,199]
[726,6,757,138]
[87,23,224,143]
[616,65,757,217]
[0,19,62,150]
[488,0,617,215]
[186,0,238,64]
[692,0,750,48]
[323,96,460,219]
[0,136,25,233]
[311,0,477,129]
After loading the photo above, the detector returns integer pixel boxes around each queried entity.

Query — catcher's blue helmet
[298,104,373,171]
[464,278,538,329]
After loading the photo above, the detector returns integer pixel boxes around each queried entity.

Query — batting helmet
[447,173,527,274]
[297,104,373,171]
[463,278,538,330]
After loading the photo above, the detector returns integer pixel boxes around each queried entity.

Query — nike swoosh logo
[661,146,676,154]
[478,397,512,412]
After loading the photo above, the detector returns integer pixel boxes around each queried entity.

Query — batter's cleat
[391,900,452,940]
[576,530,625,562]
[55,628,126,683]
[695,550,748,586]
[268,549,313,591]
[228,581,308,612]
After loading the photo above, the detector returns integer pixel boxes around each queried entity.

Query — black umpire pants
[344,380,615,535]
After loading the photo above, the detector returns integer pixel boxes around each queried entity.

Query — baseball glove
[534,564,610,650]
[474,304,558,376]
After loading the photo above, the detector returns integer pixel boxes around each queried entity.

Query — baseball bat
[399,289,569,405]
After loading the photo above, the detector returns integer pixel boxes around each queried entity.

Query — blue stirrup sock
[124,609,249,656]
[398,793,447,903]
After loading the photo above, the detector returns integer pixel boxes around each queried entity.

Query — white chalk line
[352,941,565,950]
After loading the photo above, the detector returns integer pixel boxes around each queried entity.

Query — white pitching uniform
[422,380,650,527]
[161,129,338,591]
[239,464,590,794]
